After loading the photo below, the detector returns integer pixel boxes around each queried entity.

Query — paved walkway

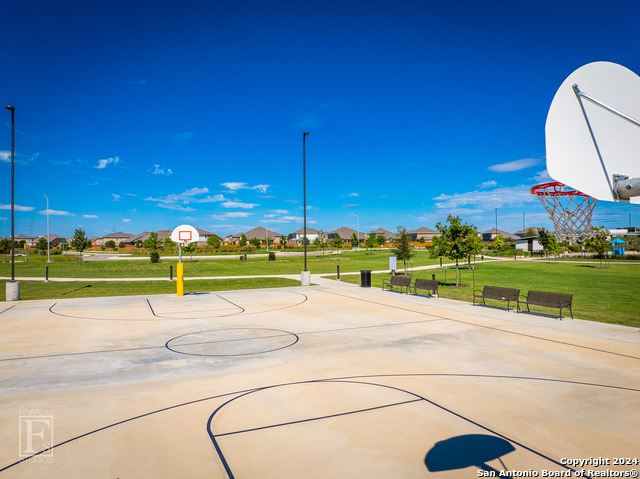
[1,282,639,477]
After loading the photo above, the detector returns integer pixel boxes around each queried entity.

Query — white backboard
[545,61,640,204]
[170,224,200,245]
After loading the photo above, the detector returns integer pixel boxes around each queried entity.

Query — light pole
[350,212,359,248]
[43,194,51,262]
[301,132,311,285]
[265,216,269,252]
[6,105,19,301]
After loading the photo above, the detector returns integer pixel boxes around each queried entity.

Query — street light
[6,105,19,301]
[43,194,51,262]
[265,215,269,253]
[302,132,311,285]
[350,212,359,248]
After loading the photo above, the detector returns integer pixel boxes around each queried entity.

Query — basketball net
[531,182,597,243]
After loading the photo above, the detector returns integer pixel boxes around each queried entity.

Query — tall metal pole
[43,194,50,262]
[303,132,310,271]
[495,208,498,234]
[265,216,269,252]
[6,106,15,281]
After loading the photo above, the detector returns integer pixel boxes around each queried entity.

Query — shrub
[268,252,276,261]
[150,251,160,263]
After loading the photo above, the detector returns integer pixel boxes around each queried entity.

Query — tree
[331,235,343,250]
[239,234,248,247]
[207,235,221,248]
[419,237,426,246]
[183,241,196,261]
[365,231,376,250]
[376,234,386,248]
[525,227,537,237]
[432,215,480,286]
[317,230,327,255]
[279,235,287,250]
[537,228,552,256]
[143,232,160,250]
[0,238,10,254]
[586,226,610,267]
[164,237,176,250]
[70,229,92,252]
[350,232,359,248]
[391,226,415,274]
[118,241,126,249]
[493,235,505,251]
[105,240,116,250]
[250,237,261,248]
[36,237,48,251]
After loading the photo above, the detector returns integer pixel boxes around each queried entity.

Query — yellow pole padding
[177,262,184,297]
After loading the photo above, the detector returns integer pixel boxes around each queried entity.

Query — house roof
[409,227,437,235]
[289,227,320,235]
[514,227,541,236]
[15,234,38,240]
[330,226,363,240]
[242,226,284,241]
[371,228,397,239]
[482,228,519,240]
[102,232,133,239]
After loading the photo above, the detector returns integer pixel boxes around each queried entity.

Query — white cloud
[152,164,173,176]
[0,151,9,162]
[38,209,75,216]
[530,169,552,184]
[268,215,304,224]
[145,187,210,206]
[0,203,35,212]
[348,192,360,197]
[221,182,247,191]
[123,219,131,222]
[212,212,253,220]
[157,204,196,212]
[342,204,362,207]
[272,209,289,215]
[112,194,121,202]
[196,195,226,203]
[488,158,541,172]
[433,185,537,211]
[479,180,497,189]
[96,156,120,169]
[220,182,270,194]
[83,214,99,219]
[222,201,258,209]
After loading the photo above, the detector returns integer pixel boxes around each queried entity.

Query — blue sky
[2,0,639,239]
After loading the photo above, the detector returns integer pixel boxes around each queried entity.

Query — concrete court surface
[1,282,639,478]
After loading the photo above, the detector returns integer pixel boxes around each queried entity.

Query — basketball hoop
[531,182,597,243]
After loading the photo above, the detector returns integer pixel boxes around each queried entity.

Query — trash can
[360,270,372,287]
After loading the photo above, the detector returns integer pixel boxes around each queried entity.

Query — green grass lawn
[0,250,440,278]
[0,277,300,301]
[332,261,640,328]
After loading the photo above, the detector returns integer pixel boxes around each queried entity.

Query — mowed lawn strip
[0,250,439,278]
[0,278,301,301]
[332,261,640,328]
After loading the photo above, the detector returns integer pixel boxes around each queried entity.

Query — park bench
[382,275,412,294]
[518,290,574,319]
[473,285,520,311]
[410,278,439,297]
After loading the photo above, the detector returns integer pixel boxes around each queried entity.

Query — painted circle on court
[165,328,299,357]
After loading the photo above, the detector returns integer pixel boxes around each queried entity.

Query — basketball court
[1,280,639,478]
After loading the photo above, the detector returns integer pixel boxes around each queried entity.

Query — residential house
[514,227,540,238]
[227,226,284,245]
[14,234,39,246]
[515,237,544,253]
[371,228,397,242]
[481,228,519,242]
[95,232,133,246]
[42,234,67,247]
[409,227,438,242]
[328,227,363,242]
[288,227,320,244]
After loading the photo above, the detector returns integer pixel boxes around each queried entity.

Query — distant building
[371,228,397,242]
[481,228,519,241]
[288,227,320,244]
[514,227,541,238]
[408,227,437,242]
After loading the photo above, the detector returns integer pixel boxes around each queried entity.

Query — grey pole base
[6,281,20,301]
[300,270,311,286]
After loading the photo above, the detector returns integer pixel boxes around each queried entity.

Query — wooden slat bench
[382,275,412,294]
[518,290,574,319]
[410,278,439,297]
[473,285,520,311]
